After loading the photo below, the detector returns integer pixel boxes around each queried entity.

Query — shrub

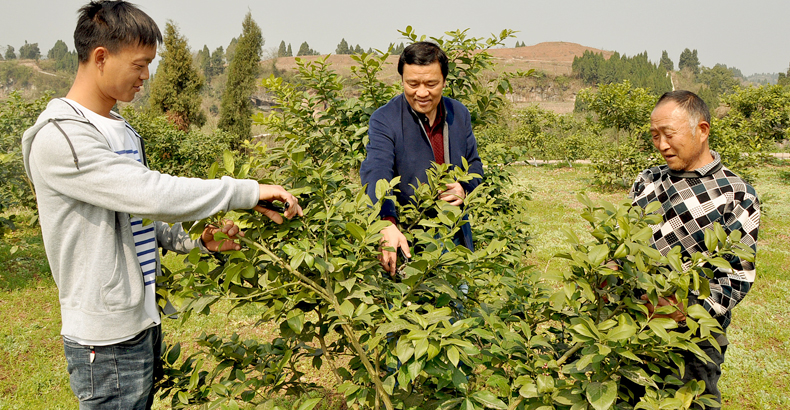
[577,81,658,188]
[0,91,51,210]
[590,132,661,189]
[121,107,236,179]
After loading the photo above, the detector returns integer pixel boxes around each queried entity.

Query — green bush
[0,91,51,210]
[710,85,788,182]
[577,81,659,188]
[121,107,236,179]
[590,133,661,189]
[477,105,600,163]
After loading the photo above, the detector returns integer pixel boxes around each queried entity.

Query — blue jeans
[63,325,162,410]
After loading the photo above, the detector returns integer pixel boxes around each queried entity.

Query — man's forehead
[112,43,157,58]
[651,102,686,122]
[402,62,442,76]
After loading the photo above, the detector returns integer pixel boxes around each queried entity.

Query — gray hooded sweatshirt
[22,99,259,342]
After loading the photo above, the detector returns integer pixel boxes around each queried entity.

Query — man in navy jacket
[360,41,483,275]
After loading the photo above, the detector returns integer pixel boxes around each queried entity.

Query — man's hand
[202,220,244,252]
[641,294,686,322]
[438,182,465,206]
[380,223,411,276]
[253,184,304,224]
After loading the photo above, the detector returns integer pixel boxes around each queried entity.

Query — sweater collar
[667,150,722,178]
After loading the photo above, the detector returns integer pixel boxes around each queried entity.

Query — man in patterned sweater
[629,90,760,403]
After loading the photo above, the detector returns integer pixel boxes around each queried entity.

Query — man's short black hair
[656,90,711,126]
[74,0,162,63]
[398,41,449,79]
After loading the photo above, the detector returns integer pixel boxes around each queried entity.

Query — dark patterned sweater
[630,151,760,331]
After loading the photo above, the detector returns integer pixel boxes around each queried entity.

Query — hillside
[268,41,613,79]
[265,42,615,113]
[489,41,615,76]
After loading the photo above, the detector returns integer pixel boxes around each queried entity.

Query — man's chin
[118,94,137,103]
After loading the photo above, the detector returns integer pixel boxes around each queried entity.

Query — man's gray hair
[655,90,710,135]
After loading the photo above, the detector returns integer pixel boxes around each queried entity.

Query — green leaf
[615,348,641,362]
[447,345,460,367]
[618,366,657,388]
[207,162,219,179]
[166,342,181,365]
[685,304,711,320]
[460,398,475,410]
[290,251,306,271]
[647,321,670,342]
[708,257,733,270]
[177,391,189,405]
[537,374,555,394]
[704,229,718,253]
[375,179,390,200]
[633,226,653,243]
[346,222,365,241]
[714,223,728,246]
[414,338,429,360]
[287,312,304,334]
[576,353,595,371]
[644,201,661,214]
[470,390,507,409]
[589,244,609,267]
[396,340,415,363]
[554,389,582,406]
[519,383,538,398]
[296,398,322,410]
[607,323,636,341]
[339,300,354,318]
[223,150,235,174]
[452,367,468,392]
[586,380,617,410]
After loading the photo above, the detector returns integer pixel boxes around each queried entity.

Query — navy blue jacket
[359,94,483,250]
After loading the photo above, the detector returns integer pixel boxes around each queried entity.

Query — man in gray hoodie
[21,2,302,409]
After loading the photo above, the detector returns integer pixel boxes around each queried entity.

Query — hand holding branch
[253,184,304,224]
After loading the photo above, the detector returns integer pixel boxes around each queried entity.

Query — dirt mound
[489,42,614,76]
[491,41,613,63]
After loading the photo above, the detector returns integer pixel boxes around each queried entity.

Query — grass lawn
[1,163,787,409]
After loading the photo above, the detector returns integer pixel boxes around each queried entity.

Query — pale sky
[1,0,788,76]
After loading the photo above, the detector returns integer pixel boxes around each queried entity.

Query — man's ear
[697,121,711,144]
[92,47,109,71]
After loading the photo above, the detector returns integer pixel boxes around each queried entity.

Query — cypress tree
[278,40,287,57]
[197,45,211,79]
[210,46,225,77]
[286,43,293,57]
[678,48,700,74]
[218,12,263,144]
[226,37,239,64]
[659,50,673,71]
[148,21,206,130]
